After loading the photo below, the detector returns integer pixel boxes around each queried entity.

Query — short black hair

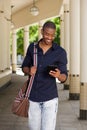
[42,21,56,30]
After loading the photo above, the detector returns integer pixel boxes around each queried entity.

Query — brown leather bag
[12,43,37,117]
[12,80,29,117]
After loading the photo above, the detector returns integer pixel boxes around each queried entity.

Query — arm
[22,43,37,76]
[49,49,67,83]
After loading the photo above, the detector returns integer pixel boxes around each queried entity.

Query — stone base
[0,70,12,88]
[69,74,80,95]
[69,93,80,100]
[64,84,69,90]
[0,81,11,91]
[12,70,16,73]
[79,110,87,120]
[12,64,16,73]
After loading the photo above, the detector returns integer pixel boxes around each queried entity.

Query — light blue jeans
[28,98,58,130]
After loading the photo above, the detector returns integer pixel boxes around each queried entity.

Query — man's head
[42,21,56,31]
[41,21,56,45]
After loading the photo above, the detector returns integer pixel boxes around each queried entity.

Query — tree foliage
[16,28,24,55]
[29,25,39,43]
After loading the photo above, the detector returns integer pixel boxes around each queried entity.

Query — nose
[47,35,53,40]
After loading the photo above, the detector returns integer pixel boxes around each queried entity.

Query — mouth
[46,39,52,44]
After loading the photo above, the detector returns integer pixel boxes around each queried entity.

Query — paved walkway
[0,73,87,130]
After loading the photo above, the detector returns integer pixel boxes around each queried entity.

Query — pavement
[0,73,87,130]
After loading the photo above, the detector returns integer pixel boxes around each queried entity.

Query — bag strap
[25,43,37,98]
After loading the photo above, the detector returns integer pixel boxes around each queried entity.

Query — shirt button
[39,65,42,67]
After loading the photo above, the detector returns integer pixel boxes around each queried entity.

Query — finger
[55,68,59,71]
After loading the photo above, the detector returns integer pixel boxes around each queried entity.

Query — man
[22,21,67,130]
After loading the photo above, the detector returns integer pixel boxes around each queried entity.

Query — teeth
[47,40,50,42]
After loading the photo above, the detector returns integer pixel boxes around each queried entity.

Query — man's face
[41,27,56,45]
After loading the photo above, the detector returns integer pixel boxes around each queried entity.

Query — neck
[39,40,52,54]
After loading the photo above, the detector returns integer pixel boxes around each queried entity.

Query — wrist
[58,74,67,82]
[57,73,61,80]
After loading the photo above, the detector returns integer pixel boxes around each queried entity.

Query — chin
[46,42,52,45]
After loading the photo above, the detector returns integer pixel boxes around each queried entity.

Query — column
[60,14,64,48]
[6,21,11,69]
[38,21,44,40]
[69,0,80,100]
[24,26,29,57]
[3,0,11,70]
[12,30,17,73]
[64,4,70,90]
[0,11,6,71]
[80,0,87,120]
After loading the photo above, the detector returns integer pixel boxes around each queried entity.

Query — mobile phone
[47,65,58,72]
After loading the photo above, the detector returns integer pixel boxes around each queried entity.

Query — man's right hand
[29,66,37,76]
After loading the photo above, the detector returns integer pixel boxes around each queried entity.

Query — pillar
[60,14,64,48]
[64,4,70,90]
[0,6,11,71]
[5,20,11,69]
[69,0,80,100]
[0,11,6,71]
[24,26,29,57]
[12,30,17,73]
[38,21,43,40]
[80,0,87,120]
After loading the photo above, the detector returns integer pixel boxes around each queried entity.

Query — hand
[30,66,37,76]
[49,68,60,78]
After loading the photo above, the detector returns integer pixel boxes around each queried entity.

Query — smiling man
[22,21,68,130]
